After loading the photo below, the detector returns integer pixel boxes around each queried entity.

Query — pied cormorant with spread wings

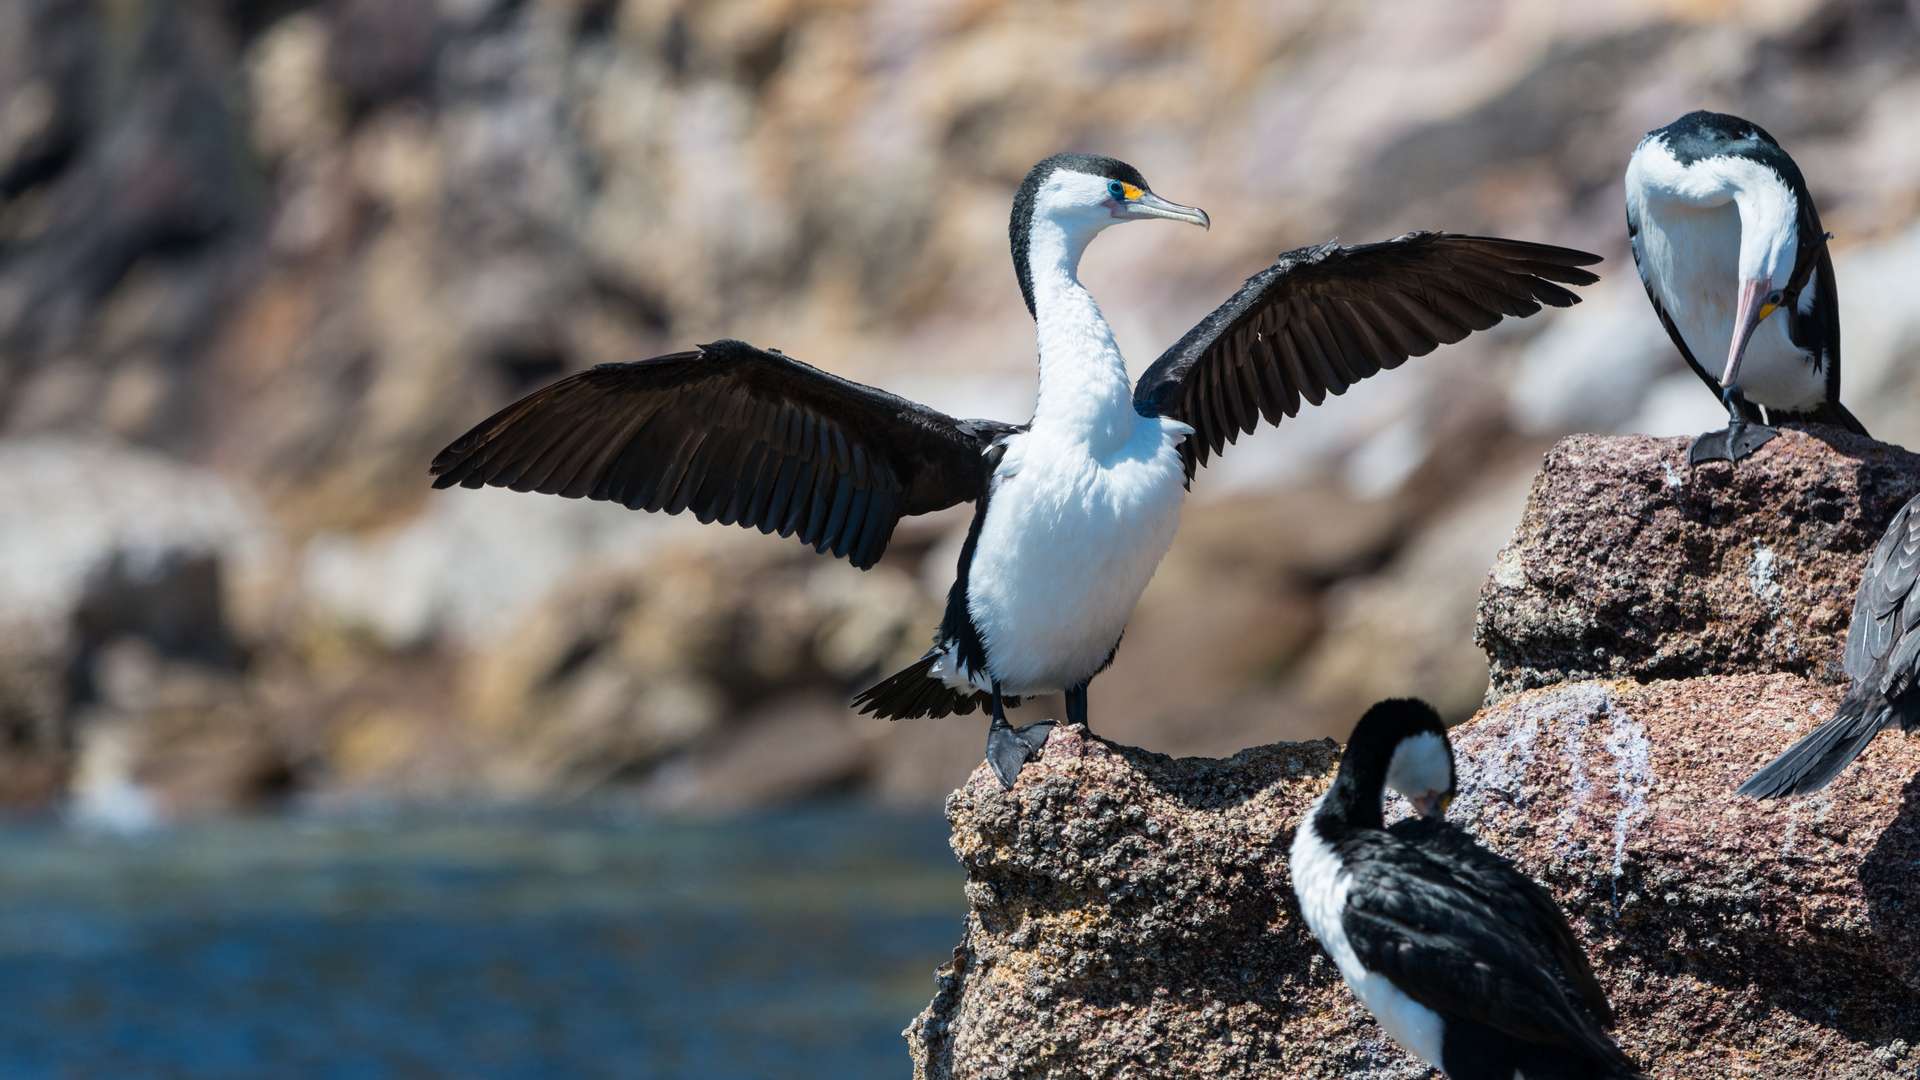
[431,153,1600,788]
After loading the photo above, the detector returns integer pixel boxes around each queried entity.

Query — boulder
[905,692,1920,1079]
[910,432,1920,1079]
[1477,429,1920,700]
[1453,675,1920,1079]
[905,727,1377,1080]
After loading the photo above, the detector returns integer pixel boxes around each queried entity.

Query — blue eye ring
[1107,180,1126,200]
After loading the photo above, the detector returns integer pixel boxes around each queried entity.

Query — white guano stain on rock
[1748,544,1782,612]
[1453,705,1540,827]
[1541,683,1613,855]
[1488,545,1526,591]
[1602,707,1653,901]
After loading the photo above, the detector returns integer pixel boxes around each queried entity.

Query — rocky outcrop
[910,433,1920,1079]
[1452,676,1920,1079]
[904,728,1377,1080]
[0,437,286,810]
[1478,429,1920,699]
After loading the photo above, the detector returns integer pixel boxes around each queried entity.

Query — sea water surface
[0,804,960,1078]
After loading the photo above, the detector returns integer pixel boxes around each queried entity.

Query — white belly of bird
[958,420,1188,696]
[1290,805,1448,1070]
[1635,200,1825,413]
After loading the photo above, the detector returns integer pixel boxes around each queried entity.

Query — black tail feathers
[1805,399,1869,438]
[851,652,1013,721]
[1737,693,1892,799]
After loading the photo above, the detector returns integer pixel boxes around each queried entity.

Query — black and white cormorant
[1626,110,1866,465]
[431,154,1601,788]
[1291,699,1642,1079]
[1739,490,1920,798]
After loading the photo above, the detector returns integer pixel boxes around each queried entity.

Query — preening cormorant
[1291,699,1641,1079]
[1626,110,1864,464]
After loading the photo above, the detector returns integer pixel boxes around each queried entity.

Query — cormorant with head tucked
[1626,110,1865,464]
[1291,699,1641,1079]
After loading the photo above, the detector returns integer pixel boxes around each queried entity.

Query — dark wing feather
[1341,829,1632,1068]
[430,339,1011,570]
[1388,818,1612,1026]
[1845,493,1920,701]
[1135,233,1600,476]
[1781,195,1852,422]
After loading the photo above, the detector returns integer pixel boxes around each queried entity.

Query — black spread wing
[1845,493,1920,702]
[430,339,1012,569]
[1341,829,1631,1067]
[1133,233,1600,476]
[1388,818,1613,1026]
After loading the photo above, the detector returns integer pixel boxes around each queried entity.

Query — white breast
[958,418,1189,695]
[1289,801,1448,1070]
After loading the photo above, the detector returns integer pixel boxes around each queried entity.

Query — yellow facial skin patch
[1119,182,1144,201]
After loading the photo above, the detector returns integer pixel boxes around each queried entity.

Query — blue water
[0,805,960,1078]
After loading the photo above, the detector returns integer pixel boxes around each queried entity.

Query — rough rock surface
[907,691,1920,1080]
[1452,676,1920,1080]
[1478,429,1920,700]
[903,728,1389,1080]
[911,434,1920,1079]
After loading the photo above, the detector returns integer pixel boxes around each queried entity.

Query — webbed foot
[986,717,1056,790]
[1688,421,1776,465]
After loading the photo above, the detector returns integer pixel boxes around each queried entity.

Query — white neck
[1025,216,1137,453]
[1629,138,1799,288]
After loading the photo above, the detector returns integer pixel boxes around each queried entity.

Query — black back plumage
[1312,701,1638,1078]
[1628,111,1862,434]
[849,437,1023,722]
[1741,491,1920,796]
[1386,818,1613,1026]
[1331,826,1638,1077]
[1133,233,1602,477]
[429,339,1015,570]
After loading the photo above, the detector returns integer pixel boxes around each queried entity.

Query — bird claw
[986,719,1056,789]
[1688,422,1776,466]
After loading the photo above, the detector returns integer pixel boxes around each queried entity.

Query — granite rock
[1477,430,1920,701]
[906,680,1920,1080]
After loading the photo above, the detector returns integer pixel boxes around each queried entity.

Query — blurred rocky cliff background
[4,0,1919,820]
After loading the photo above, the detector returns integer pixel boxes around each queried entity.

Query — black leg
[1065,683,1089,731]
[984,681,1054,790]
[1690,385,1776,465]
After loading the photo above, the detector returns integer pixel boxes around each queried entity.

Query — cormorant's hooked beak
[1126,191,1210,230]
[1720,276,1781,393]
[1409,791,1453,821]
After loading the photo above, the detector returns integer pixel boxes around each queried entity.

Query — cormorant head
[1347,698,1457,821]
[1009,153,1209,316]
